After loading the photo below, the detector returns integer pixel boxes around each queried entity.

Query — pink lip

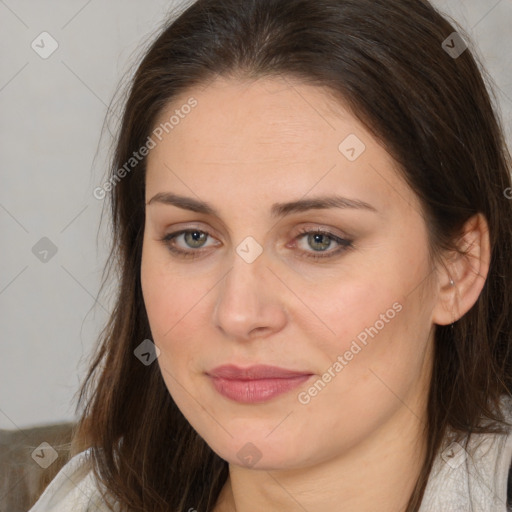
[207,364,313,403]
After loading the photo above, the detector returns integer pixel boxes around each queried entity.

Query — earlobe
[432,213,491,326]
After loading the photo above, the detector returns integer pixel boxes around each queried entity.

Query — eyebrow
[147,192,378,217]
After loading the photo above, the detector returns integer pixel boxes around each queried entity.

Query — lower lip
[209,375,312,403]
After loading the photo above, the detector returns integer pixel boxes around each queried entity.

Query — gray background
[1,0,511,430]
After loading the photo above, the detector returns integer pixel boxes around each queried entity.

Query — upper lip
[207,364,312,380]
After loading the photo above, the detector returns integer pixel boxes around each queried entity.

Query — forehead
[151,76,353,158]
[145,76,419,218]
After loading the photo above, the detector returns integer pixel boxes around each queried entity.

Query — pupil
[187,231,205,247]
[310,233,330,251]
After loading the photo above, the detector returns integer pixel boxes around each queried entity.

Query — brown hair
[71,0,512,510]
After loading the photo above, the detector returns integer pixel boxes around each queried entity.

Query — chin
[203,433,309,471]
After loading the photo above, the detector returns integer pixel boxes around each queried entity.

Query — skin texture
[140,76,490,512]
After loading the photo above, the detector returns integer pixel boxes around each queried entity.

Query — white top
[27,447,115,512]
[29,405,512,512]
[418,417,512,512]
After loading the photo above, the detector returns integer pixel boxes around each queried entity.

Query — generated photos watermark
[298,301,403,404]
[93,97,198,200]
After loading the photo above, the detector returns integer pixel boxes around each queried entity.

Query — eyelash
[160,227,354,261]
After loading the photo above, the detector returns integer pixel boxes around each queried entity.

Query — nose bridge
[221,231,269,300]
[213,244,286,339]
[216,247,267,320]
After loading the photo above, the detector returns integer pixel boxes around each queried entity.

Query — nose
[212,248,288,341]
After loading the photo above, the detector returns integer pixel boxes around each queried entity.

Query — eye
[292,227,353,260]
[160,227,354,261]
[160,229,218,259]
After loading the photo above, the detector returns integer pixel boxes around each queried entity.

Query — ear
[432,213,491,326]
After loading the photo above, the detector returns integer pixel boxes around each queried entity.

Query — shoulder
[420,394,512,512]
[27,448,117,512]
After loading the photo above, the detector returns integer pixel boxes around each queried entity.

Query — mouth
[206,364,314,403]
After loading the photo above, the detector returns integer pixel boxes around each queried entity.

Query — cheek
[303,288,403,393]
[140,246,217,399]
[141,244,208,340]
[301,268,398,350]
[294,285,433,446]
[306,244,434,376]
[141,260,198,394]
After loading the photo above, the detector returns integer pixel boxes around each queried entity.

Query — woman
[29,0,512,510]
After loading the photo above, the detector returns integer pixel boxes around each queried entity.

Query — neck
[214,404,428,512]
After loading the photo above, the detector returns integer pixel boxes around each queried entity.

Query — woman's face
[141,76,439,469]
